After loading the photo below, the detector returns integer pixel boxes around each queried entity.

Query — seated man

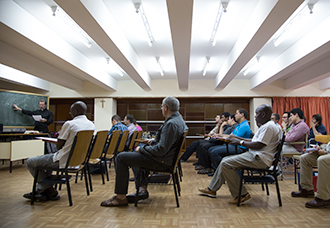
[180,112,229,162]
[281,111,292,133]
[23,101,95,201]
[195,113,237,175]
[197,108,251,174]
[309,114,327,144]
[108,114,128,136]
[198,104,282,204]
[271,113,282,130]
[291,143,330,208]
[100,96,188,207]
[283,108,309,154]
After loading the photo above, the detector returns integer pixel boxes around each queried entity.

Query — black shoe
[180,159,187,163]
[126,189,149,203]
[207,171,214,176]
[193,162,201,166]
[291,189,314,198]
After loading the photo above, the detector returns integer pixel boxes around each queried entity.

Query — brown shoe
[306,197,330,208]
[100,195,128,207]
[228,193,252,205]
[198,187,216,198]
[291,189,314,198]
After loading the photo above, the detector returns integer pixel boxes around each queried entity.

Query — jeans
[208,144,244,169]
[180,140,200,161]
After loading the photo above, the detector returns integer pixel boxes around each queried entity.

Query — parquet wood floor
[0,158,329,228]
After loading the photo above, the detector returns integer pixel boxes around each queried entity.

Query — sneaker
[197,168,213,174]
[198,187,216,198]
[228,193,251,205]
[195,165,205,170]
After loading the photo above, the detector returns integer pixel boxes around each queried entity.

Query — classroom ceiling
[0,0,330,92]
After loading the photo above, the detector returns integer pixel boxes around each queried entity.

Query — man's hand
[40,118,47,122]
[227,135,240,145]
[310,121,316,128]
[135,146,140,152]
[13,104,22,111]
[318,149,328,155]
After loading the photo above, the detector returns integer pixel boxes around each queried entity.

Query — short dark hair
[283,111,290,117]
[238,108,248,119]
[125,114,135,123]
[39,99,47,105]
[230,113,237,122]
[222,112,230,118]
[272,113,280,121]
[312,114,322,124]
[290,108,304,119]
[111,114,121,122]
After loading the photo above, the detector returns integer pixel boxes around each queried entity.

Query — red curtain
[272,97,330,133]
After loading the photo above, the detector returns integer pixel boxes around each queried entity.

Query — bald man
[23,101,95,202]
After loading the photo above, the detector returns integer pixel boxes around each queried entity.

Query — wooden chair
[87,130,109,190]
[31,130,94,206]
[102,130,121,181]
[127,131,138,151]
[237,134,285,207]
[135,130,189,207]
[132,131,143,151]
[281,133,308,181]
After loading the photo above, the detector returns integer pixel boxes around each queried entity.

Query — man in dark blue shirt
[309,114,327,144]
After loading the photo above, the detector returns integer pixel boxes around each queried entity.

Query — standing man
[198,104,282,205]
[309,114,327,144]
[13,99,53,133]
[23,101,95,201]
[100,97,188,207]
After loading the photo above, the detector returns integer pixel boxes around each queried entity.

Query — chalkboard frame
[0,89,50,128]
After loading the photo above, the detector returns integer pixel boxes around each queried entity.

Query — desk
[0,133,47,173]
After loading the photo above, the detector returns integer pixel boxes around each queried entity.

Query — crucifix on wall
[100,99,105,108]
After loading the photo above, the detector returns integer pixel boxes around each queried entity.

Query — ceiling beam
[56,0,152,90]
[319,77,330,90]
[167,0,193,91]
[250,17,330,90]
[215,0,304,90]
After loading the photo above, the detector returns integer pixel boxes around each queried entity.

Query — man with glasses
[101,97,188,207]
[281,111,292,133]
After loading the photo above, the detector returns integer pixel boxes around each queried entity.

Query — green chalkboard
[0,90,49,127]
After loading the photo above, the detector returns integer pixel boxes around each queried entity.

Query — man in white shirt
[198,104,282,205]
[23,101,95,201]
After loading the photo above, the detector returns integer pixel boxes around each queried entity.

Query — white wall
[249,98,272,133]
[94,98,116,132]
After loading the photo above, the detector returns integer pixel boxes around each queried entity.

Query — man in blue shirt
[207,108,251,170]
[309,114,327,144]
[108,115,128,135]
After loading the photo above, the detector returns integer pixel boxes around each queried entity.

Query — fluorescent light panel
[210,1,228,46]
[134,3,155,47]
[51,6,93,48]
[243,56,260,76]
[106,57,124,77]
[202,57,210,76]
[156,57,164,76]
[273,3,314,47]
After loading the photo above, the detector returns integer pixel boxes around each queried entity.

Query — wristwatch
[240,140,244,146]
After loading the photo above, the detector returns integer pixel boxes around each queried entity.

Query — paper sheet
[32,115,42,121]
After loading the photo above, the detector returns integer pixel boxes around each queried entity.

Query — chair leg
[65,172,73,206]
[294,159,297,184]
[275,178,282,206]
[135,169,142,207]
[87,164,93,192]
[265,183,270,195]
[171,172,180,207]
[99,162,105,185]
[237,169,244,206]
[174,171,181,196]
[83,167,90,196]
[31,170,39,205]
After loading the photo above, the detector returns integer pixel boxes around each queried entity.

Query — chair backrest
[66,130,94,168]
[132,131,143,149]
[89,130,109,160]
[116,130,129,153]
[172,130,189,169]
[270,134,286,173]
[315,135,330,144]
[127,131,138,151]
[105,130,121,156]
